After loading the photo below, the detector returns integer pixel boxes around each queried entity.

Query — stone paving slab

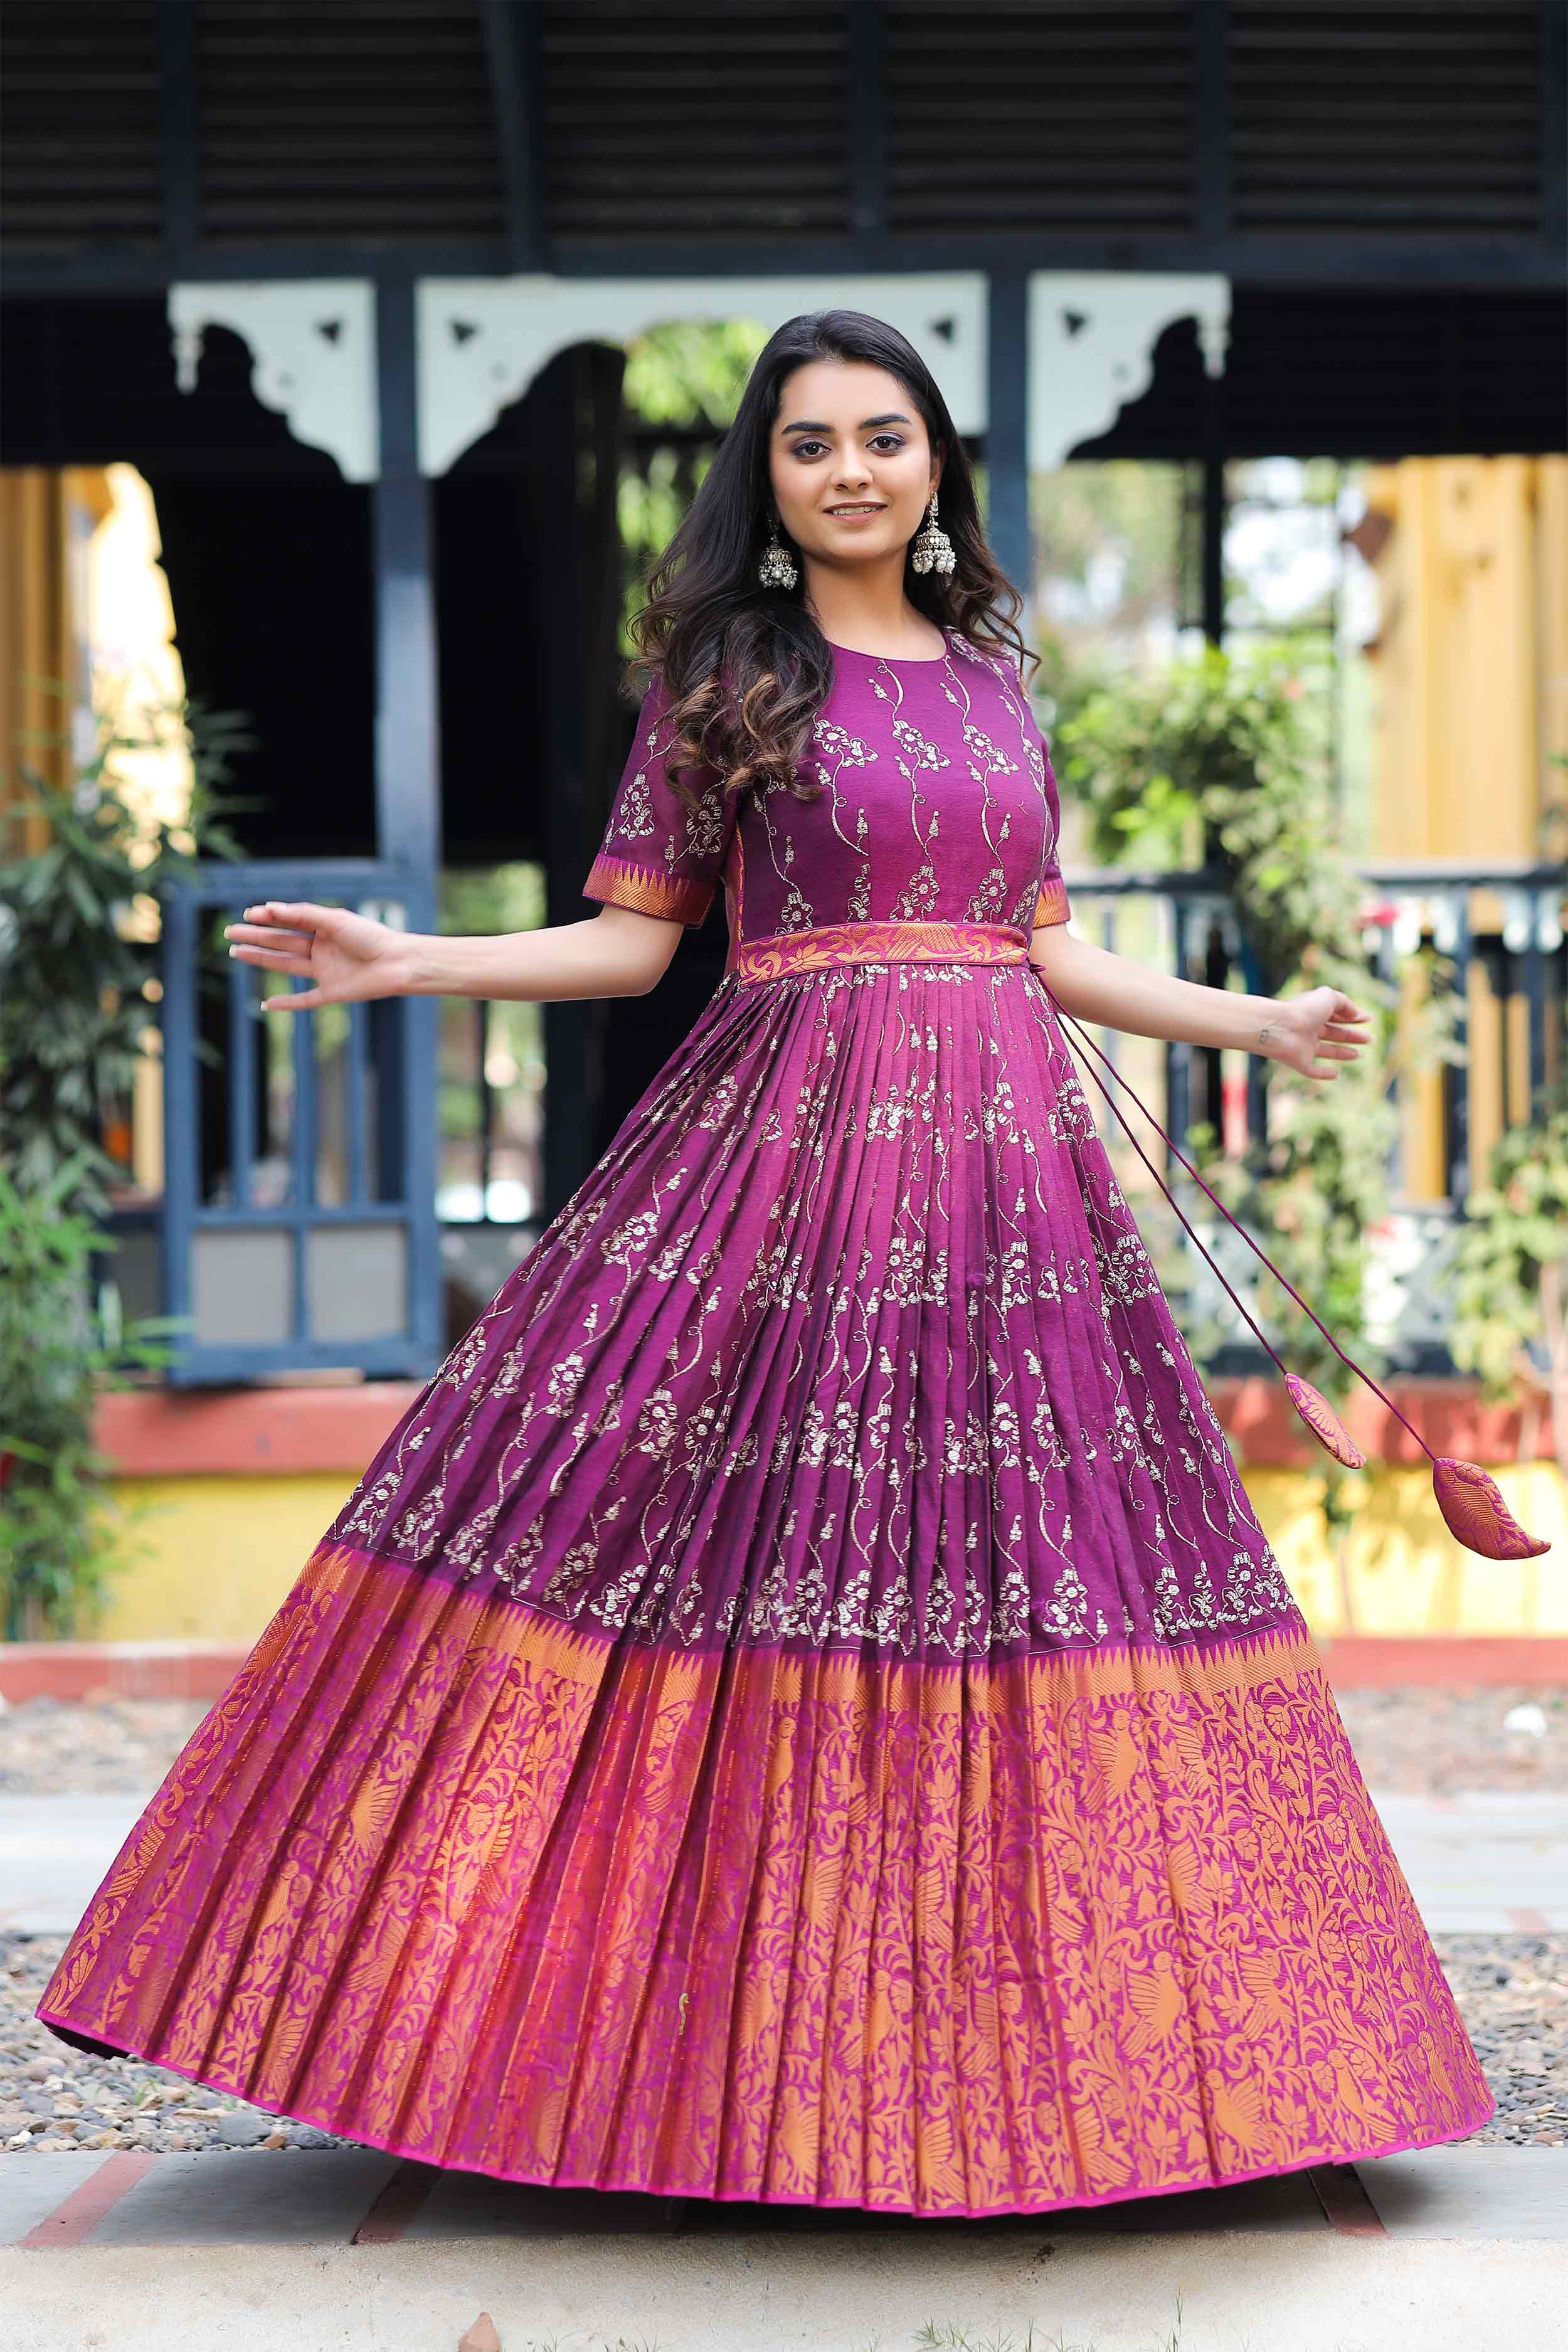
[397,2168,1331,2243]
[1373,1794,1568,1932]
[1358,2143,1568,2237]
[3,2144,1565,2251]
[0,1794,141,1931]
[3,2228,1565,2352]
[0,2148,1334,2249]
[86,2147,403,2246]
[0,2149,111,2243]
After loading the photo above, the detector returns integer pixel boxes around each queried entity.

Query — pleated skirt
[38,946,1493,2213]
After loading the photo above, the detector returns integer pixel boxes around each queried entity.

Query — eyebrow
[777,412,913,435]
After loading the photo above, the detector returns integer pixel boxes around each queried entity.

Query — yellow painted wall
[1251,1463,1568,1640]
[98,1474,358,1642]
[1364,453,1568,865]
[91,1461,1568,1648]
[1359,453,1568,1200]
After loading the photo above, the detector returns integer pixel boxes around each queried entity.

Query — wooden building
[3,0,1565,1389]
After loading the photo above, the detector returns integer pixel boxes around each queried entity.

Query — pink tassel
[1035,981,1552,1565]
[1283,1372,1367,1469]
[1432,1458,1551,1561]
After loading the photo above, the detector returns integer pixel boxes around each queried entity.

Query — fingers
[230,945,314,974]
[260,988,324,1013]
[235,900,342,933]
[226,924,315,954]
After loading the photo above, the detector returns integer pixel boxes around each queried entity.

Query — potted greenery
[0,687,250,1636]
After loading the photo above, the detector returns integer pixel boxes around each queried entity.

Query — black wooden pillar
[373,265,443,1367]
[986,268,1032,613]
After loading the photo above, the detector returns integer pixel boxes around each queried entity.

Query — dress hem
[33,2003,1494,2222]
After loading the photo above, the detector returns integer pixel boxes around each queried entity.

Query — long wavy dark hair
[625,309,1032,812]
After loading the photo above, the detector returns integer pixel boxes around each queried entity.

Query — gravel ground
[1328,1685,1568,1797]
[0,1693,211,1798]
[0,1685,1564,2161]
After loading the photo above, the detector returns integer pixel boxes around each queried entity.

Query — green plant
[0,682,254,1636]
[0,1156,182,1638]
[1051,635,1461,1576]
[0,682,253,1218]
[1449,1074,1568,1473]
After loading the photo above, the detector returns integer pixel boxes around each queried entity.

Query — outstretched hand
[223,901,416,1011]
[1260,985,1374,1081]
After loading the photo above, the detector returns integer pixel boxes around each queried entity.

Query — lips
[825,504,885,516]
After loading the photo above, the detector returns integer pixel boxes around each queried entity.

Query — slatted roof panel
[0,1,1558,259]
[1,1,162,250]
[1230,0,1545,238]
[195,0,504,241]
[883,0,1198,238]
[538,1,852,239]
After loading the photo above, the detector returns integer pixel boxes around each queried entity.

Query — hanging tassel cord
[1036,977,1436,1466]
[1043,1000,1300,1374]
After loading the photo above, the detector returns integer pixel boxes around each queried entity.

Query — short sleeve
[1031,736,1071,930]
[583,670,737,928]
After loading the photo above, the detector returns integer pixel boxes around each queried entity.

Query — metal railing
[154,860,443,1386]
[105,852,1562,1382]
[1059,857,1566,1200]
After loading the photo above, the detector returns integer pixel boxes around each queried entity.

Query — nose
[831,454,874,492]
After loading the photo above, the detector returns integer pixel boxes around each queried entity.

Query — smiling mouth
[825,503,885,516]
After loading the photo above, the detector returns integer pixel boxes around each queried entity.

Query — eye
[787,433,907,459]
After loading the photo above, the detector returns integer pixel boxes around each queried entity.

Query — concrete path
[6,1791,1568,1935]
[0,1794,144,1932]
[1,2146,1565,2350]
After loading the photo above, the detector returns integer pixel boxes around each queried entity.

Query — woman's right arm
[223,899,682,1012]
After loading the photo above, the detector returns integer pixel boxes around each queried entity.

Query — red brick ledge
[1316,1636,1568,1689]
[92,1380,428,1478]
[6,1633,1568,1707]
[1207,1374,1555,1470]
[89,1374,1555,1480]
[0,1641,254,1705]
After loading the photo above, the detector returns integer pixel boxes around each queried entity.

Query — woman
[38,310,1492,2215]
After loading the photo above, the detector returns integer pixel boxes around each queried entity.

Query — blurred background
[0,1,1565,1665]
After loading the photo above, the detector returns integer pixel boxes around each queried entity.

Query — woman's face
[766,358,940,576]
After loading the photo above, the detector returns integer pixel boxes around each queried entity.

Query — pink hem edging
[32,2004,1495,2224]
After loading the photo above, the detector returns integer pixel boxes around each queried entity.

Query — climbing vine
[1046,634,1461,1550]
[0,687,250,1634]
[1449,1074,1568,1475]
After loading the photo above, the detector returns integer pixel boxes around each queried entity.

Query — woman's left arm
[1028,919,1373,1083]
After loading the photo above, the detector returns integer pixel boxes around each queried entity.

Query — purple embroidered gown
[38,623,1491,2213]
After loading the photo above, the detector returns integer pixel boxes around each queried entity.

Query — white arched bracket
[167,281,379,483]
[1027,273,1231,471]
[415,274,988,477]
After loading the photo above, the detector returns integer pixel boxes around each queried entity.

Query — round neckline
[824,623,953,667]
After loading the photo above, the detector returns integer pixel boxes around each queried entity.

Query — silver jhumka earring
[758,517,799,589]
[909,489,956,576]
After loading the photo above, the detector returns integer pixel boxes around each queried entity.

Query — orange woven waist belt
[728,919,1033,984]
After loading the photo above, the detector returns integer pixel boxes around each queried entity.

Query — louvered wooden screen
[0,0,1557,256]
[884,0,1197,236]
[194,0,503,241]
[1,1,162,250]
[1230,0,1545,238]
[538,1,852,239]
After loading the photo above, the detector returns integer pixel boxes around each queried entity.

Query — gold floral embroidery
[731,918,1030,984]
